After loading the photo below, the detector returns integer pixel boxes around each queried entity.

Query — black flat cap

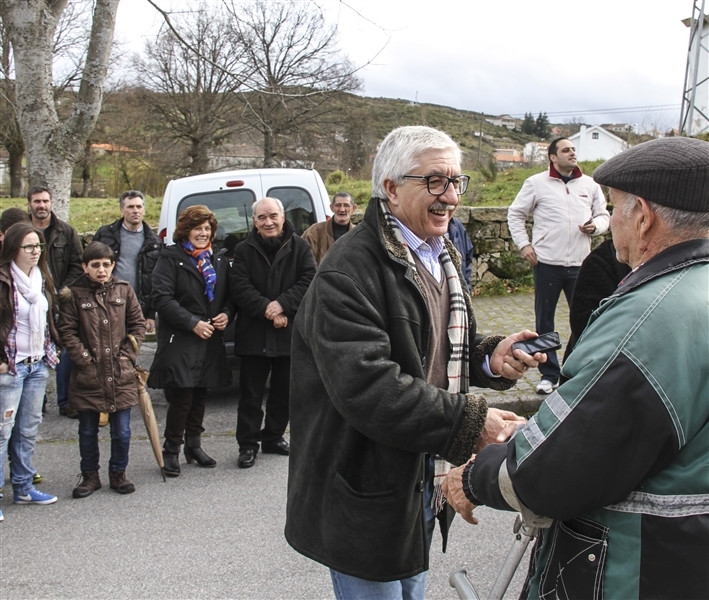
[593,137,709,213]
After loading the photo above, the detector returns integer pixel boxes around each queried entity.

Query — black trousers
[237,355,290,450]
[533,262,579,383]
[163,387,208,447]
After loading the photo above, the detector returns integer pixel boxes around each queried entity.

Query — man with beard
[27,186,83,417]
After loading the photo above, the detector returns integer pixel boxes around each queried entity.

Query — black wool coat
[230,222,316,357]
[148,245,234,389]
[285,198,515,581]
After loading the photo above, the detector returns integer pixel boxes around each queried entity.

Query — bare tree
[224,0,361,167]
[135,4,248,176]
[0,0,119,219]
[0,17,24,196]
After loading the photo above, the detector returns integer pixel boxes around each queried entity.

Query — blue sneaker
[14,487,57,505]
[0,508,4,521]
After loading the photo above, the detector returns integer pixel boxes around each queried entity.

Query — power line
[509,104,680,118]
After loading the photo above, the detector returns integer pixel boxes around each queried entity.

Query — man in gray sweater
[93,191,163,333]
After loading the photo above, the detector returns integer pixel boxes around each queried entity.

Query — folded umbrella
[136,366,166,482]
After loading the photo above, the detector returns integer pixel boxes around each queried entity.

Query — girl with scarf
[148,205,233,477]
[0,222,60,520]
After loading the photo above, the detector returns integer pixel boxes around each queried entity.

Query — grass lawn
[0,197,162,233]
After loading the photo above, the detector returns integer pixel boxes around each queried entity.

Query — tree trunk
[1,0,120,221]
[8,146,24,197]
[263,129,276,168]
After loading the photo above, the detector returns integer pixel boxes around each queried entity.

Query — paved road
[1,293,569,599]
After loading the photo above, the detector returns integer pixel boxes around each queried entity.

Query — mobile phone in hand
[512,332,562,356]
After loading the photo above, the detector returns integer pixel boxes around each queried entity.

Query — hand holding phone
[512,332,562,356]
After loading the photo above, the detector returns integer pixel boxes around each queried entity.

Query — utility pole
[679,0,709,135]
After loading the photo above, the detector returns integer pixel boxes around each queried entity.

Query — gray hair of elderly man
[371,125,463,199]
[252,196,285,216]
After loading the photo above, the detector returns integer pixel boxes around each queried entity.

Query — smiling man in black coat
[230,197,316,469]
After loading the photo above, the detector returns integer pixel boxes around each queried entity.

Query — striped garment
[379,201,469,512]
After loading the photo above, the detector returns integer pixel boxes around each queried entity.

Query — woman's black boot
[184,435,217,468]
[163,442,181,477]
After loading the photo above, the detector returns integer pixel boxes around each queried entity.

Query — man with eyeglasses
[508,138,609,395]
[286,126,546,599]
[301,191,357,265]
[27,186,83,418]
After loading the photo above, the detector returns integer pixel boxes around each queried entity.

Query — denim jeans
[0,361,50,495]
[78,408,132,472]
[55,350,73,409]
[533,262,580,383]
[329,457,436,600]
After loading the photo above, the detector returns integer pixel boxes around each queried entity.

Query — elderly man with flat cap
[443,136,709,600]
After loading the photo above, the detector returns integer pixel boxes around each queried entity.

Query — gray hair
[371,126,462,199]
[119,190,145,209]
[619,191,709,236]
[252,197,285,216]
[332,192,354,205]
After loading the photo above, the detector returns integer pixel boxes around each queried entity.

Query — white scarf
[11,261,48,360]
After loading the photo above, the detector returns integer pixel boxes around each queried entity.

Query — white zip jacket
[508,166,610,267]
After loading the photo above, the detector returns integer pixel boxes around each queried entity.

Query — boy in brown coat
[58,242,145,497]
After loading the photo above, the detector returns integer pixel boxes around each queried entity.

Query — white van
[158,168,332,257]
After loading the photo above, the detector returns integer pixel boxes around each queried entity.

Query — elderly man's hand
[490,330,547,379]
[265,300,284,321]
[211,312,229,330]
[477,408,526,452]
[192,320,214,340]
[442,462,478,525]
[273,314,288,329]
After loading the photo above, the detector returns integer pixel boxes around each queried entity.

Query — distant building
[601,123,634,134]
[90,143,135,156]
[486,114,518,130]
[568,125,628,161]
[494,148,525,169]
[523,142,550,164]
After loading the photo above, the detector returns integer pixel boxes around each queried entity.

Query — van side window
[266,187,316,235]
[178,189,256,258]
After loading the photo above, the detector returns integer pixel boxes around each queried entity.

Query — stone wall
[453,206,531,289]
[352,205,610,291]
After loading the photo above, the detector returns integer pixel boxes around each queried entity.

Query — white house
[486,114,517,130]
[523,142,550,164]
[568,125,628,161]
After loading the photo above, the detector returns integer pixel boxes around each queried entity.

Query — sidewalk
[471,291,570,411]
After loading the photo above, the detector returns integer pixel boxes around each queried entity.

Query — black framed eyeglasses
[20,243,46,253]
[402,174,470,195]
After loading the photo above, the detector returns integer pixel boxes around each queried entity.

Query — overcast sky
[116,0,693,132]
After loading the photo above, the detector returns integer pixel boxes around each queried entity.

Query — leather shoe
[237,449,257,469]
[262,439,290,456]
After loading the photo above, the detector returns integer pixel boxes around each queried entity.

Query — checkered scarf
[379,202,470,513]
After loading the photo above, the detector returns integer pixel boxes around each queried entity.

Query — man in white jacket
[508,138,609,394]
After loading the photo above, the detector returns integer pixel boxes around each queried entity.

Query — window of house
[592,132,599,139]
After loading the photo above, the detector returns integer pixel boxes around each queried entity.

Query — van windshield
[177,187,316,258]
